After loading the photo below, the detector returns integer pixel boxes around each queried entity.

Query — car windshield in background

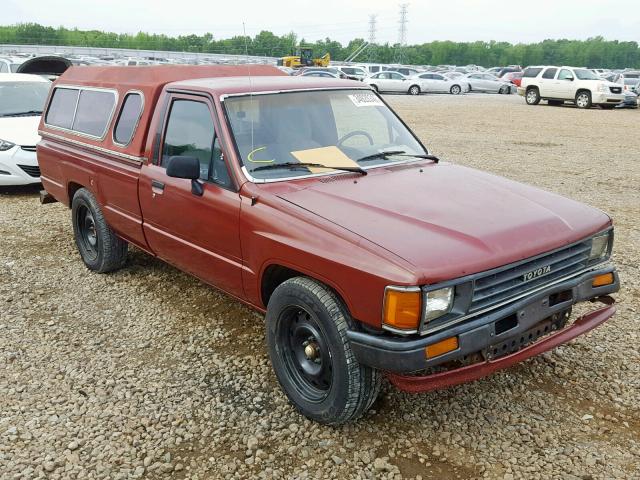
[574,69,600,80]
[0,81,51,117]
[224,89,427,181]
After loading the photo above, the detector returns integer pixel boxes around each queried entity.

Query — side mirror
[565,77,574,81]
[166,156,204,196]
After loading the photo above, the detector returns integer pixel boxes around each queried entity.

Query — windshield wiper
[1,110,43,117]
[356,150,440,163]
[251,162,367,175]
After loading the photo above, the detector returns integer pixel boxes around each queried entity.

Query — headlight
[0,139,16,151]
[423,287,454,322]
[589,230,612,263]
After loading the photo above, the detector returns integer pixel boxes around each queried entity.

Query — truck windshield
[0,81,51,117]
[224,89,427,180]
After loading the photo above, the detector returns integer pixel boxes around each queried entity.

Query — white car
[364,71,419,94]
[0,74,51,186]
[335,66,367,81]
[518,66,625,109]
[411,72,469,95]
[464,73,512,94]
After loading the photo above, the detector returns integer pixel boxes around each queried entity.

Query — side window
[0,63,7,73]
[390,73,403,80]
[161,99,231,187]
[72,89,116,137]
[45,87,80,130]
[542,68,558,79]
[114,92,143,145]
[558,69,573,81]
[433,75,444,81]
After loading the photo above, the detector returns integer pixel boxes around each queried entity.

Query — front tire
[266,277,381,425]
[525,87,541,105]
[450,84,462,95]
[575,90,592,109]
[71,188,128,273]
[408,85,420,95]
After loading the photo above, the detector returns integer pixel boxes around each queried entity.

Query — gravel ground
[1,94,639,480]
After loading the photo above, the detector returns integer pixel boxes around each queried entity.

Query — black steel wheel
[71,188,128,273]
[266,277,381,425]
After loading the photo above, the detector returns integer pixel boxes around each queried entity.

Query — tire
[450,84,462,95]
[575,90,592,109]
[266,277,381,425]
[525,87,541,105]
[408,85,420,96]
[548,99,563,106]
[71,188,128,273]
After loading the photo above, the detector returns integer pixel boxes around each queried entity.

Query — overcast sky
[4,0,640,45]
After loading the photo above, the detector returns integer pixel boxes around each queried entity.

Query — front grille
[469,240,591,312]
[17,164,41,178]
[609,87,622,94]
[20,146,37,152]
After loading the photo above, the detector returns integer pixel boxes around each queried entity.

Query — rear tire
[525,87,541,105]
[408,85,420,96]
[71,188,128,273]
[575,90,592,109]
[266,277,381,425]
[450,84,462,95]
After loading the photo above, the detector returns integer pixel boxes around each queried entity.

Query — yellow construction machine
[278,47,330,69]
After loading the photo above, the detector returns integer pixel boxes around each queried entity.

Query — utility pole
[396,3,408,64]
[368,14,377,63]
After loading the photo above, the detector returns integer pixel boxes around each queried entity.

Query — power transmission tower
[396,3,408,64]
[367,14,377,62]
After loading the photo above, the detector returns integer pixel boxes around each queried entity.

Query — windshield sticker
[348,93,384,107]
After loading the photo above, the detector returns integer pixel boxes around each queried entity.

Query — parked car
[464,73,512,94]
[0,56,25,73]
[386,66,421,76]
[294,67,347,79]
[615,90,638,109]
[37,64,620,425]
[354,64,390,75]
[335,66,367,81]
[0,73,51,185]
[503,71,524,86]
[519,66,626,109]
[497,67,521,78]
[364,71,419,94]
[301,70,340,78]
[412,72,468,95]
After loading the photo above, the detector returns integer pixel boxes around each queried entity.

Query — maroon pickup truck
[37,65,619,424]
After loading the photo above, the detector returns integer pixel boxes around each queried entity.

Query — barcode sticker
[348,93,384,107]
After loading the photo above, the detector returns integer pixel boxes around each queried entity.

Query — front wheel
[575,91,592,109]
[266,277,381,425]
[525,87,541,105]
[450,84,462,95]
[71,188,128,273]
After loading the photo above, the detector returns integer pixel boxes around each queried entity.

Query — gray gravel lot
[1,93,639,479]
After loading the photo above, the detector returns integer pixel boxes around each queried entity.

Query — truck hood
[0,116,41,146]
[271,163,610,283]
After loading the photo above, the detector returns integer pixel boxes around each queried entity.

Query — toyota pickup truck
[37,65,620,425]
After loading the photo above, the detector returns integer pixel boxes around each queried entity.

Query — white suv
[518,66,625,109]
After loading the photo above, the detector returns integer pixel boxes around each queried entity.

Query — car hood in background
[0,116,42,146]
[270,163,610,283]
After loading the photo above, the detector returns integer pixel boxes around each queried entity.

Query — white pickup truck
[518,66,625,109]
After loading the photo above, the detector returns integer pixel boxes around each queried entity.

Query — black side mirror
[166,156,204,196]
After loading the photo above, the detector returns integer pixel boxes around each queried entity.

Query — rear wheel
[450,84,462,95]
[575,91,592,109]
[266,277,381,425]
[71,188,128,273]
[408,85,420,96]
[525,87,541,105]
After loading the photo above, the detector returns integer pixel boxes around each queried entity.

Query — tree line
[1,23,639,68]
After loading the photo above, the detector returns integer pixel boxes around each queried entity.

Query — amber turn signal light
[592,272,614,287]
[425,336,459,359]
[383,288,422,331]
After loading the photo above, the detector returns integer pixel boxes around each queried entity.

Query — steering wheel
[337,130,374,147]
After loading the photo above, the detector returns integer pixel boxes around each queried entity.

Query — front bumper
[0,146,41,186]
[347,266,619,383]
[592,92,625,104]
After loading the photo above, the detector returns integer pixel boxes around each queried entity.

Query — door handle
[151,180,165,197]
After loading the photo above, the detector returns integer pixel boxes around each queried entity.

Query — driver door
[138,93,244,297]
[554,69,575,99]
